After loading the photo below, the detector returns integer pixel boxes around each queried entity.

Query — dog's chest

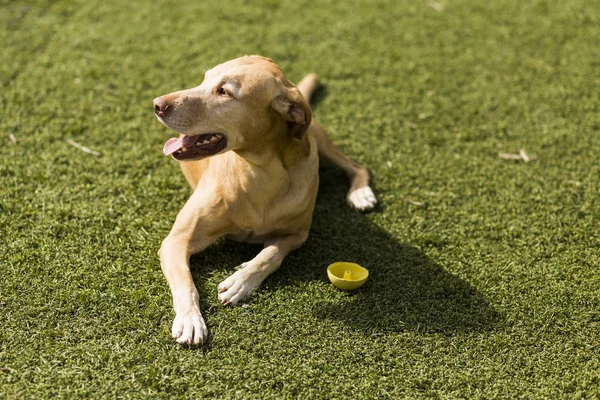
[224,172,317,241]
[225,229,276,244]
[210,148,319,242]
[227,189,313,233]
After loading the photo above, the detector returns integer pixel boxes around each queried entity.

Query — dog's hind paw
[347,186,377,212]
[171,309,208,346]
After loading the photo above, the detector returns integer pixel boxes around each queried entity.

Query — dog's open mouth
[163,133,227,161]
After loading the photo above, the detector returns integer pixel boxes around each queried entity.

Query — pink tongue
[162,135,200,156]
[163,138,182,155]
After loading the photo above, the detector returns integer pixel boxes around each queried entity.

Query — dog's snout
[153,97,171,118]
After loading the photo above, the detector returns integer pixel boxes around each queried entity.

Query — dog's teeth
[181,147,188,152]
[195,142,202,146]
[215,134,222,138]
[209,136,218,142]
[202,140,210,144]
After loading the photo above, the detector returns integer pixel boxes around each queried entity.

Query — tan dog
[153,56,377,346]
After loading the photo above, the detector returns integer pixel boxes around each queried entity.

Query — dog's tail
[297,73,319,104]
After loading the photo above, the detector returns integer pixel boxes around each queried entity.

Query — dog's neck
[233,133,310,169]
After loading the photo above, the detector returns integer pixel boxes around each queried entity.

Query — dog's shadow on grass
[191,165,501,336]
[308,85,328,109]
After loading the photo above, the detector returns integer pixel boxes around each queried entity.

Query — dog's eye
[216,87,228,96]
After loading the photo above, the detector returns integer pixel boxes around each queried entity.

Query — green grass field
[1,0,599,398]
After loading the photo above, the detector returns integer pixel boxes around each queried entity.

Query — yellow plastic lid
[327,262,369,291]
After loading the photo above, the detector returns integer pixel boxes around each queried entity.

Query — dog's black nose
[153,97,171,118]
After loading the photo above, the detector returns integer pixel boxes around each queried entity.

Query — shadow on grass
[190,164,501,336]
[309,85,328,109]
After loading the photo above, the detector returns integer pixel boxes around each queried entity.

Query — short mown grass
[1,0,599,398]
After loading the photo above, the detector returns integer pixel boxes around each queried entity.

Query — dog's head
[153,56,311,161]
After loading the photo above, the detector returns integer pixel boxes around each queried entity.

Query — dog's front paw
[217,269,261,305]
[171,309,208,346]
[347,186,377,212]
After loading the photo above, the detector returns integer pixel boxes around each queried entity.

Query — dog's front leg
[160,191,228,346]
[160,236,208,346]
[217,233,309,305]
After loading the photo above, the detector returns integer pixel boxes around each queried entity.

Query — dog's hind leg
[297,73,319,103]
[297,74,376,211]
[310,122,377,211]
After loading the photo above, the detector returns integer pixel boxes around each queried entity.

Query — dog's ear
[270,87,312,140]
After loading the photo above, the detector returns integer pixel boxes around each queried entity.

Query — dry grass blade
[427,0,444,12]
[66,139,101,156]
[9,133,17,144]
[405,198,425,206]
[499,149,535,162]
[498,152,522,160]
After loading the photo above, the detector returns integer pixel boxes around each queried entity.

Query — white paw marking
[347,186,377,211]
[171,309,208,346]
[217,269,261,305]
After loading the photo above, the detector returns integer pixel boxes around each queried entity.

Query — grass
[1,0,599,398]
